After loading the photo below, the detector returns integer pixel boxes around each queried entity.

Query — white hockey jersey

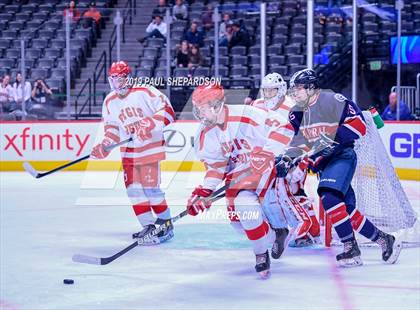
[101,86,175,165]
[251,95,295,120]
[195,104,294,194]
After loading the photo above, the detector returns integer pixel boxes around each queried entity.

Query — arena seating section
[0,0,115,111]
[1,0,419,118]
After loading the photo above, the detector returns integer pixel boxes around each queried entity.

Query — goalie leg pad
[261,188,289,229]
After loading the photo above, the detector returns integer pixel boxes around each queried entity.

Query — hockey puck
[63,279,74,285]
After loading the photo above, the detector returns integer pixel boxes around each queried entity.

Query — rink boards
[0,120,419,180]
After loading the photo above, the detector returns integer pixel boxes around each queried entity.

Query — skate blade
[385,238,403,264]
[258,270,271,279]
[338,256,363,268]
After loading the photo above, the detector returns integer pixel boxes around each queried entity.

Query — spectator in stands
[219,13,232,40]
[153,0,169,17]
[176,40,190,68]
[183,20,204,47]
[188,44,203,70]
[172,0,188,20]
[381,92,415,121]
[137,14,167,44]
[201,4,214,31]
[229,20,250,49]
[31,78,53,105]
[0,74,14,114]
[12,72,32,112]
[83,1,102,26]
[219,20,233,47]
[63,0,81,22]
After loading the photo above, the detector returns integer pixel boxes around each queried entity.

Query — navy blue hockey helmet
[289,69,319,90]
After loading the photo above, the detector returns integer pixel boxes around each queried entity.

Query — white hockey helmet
[260,72,287,109]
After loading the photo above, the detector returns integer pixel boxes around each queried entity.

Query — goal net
[324,111,419,246]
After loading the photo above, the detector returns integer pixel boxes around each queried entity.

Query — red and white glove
[90,139,112,159]
[289,157,309,183]
[250,146,275,175]
[187,186,213,216]
[136,117,156,141]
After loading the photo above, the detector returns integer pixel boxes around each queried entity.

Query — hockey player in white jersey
[90,61,175,244]
[253,73,321,251]
[185,82,295,277]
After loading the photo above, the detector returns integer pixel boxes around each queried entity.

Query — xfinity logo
[390,133,419,158]
[3,127,91,157]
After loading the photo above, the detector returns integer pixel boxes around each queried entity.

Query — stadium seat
[230,66,248,77]
[192,67,210,78]
[230,55,248,66]
[231,46,247,56]
[143,48,158,59]
[211,66,229,78]
[38,58,55,69]
[139,58,155,69]
[135,68,152,78]
[44,48,62,59]
[32,39,50,49]
[26,49,42,60]
[0,59,16,69]
[174,68,189,77]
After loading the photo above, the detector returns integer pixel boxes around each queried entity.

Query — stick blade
[72,254,102,265]
[22,162,40,178]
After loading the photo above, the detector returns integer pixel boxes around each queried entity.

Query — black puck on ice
[63,279,74,285]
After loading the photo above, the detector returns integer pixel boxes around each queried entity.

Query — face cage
[192,99,224,126]
[108,74,129,95]
[288,84,316,108]
[262,88,279,100]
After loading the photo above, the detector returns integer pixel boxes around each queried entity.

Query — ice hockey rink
[1,170,419,310]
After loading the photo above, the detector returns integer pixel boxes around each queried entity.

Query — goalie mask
[108,61,131,96]
[260,72,287,109]
[191,83,225,126]
[288,68,320,109]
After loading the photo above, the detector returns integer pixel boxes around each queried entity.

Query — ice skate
[255,251,271,279]
[271,228,289,259]
[376,231,402,264]
[336,239,363,267]
[133,221,174,245]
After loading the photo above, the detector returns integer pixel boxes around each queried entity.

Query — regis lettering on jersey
[118,106,144,123]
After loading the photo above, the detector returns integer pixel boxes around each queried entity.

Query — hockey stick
[71,143,331,265]
[71,172,247,265]
[22,137,133,179]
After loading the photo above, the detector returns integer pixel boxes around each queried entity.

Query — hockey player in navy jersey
[280,69,402,267]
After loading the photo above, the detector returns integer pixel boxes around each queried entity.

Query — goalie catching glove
[187,186,213,216]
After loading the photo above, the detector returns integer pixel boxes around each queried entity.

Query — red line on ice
[326,249,354,310]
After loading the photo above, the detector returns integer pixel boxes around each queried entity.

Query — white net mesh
[351,112,418,242]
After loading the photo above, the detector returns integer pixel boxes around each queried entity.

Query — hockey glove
[275,154,293,178]
[187,186,213,216]
[90,139,112,159]
[136,117,156,141]
[289,157,309,183]
[250,146,275,175]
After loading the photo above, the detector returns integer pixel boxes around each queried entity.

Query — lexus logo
[163,129,187,153]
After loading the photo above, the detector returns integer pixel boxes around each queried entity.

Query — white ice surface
[1,171,419,310]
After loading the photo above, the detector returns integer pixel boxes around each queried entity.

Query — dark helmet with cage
[288,68,320,108]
